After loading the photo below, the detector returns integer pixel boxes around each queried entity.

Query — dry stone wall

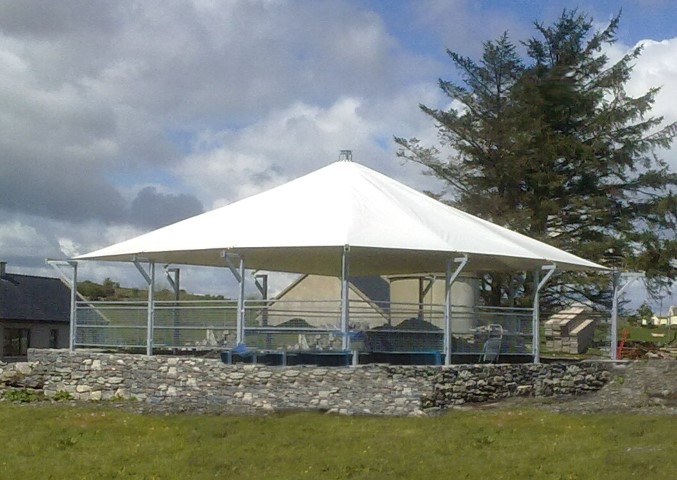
[421,362,611,409]
[0,350,615,415]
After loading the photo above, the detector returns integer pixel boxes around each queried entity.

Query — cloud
[128,186,204,230]
[176,88,444,209]
[409,0,531,57]
[0,0,437,224]
[625,38,677,171]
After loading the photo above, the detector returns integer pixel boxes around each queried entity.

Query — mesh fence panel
[75,299,616,359]
[76,302,147,348]
[451,306,533,355]
[153,300,238,349]
[243,300,342,351]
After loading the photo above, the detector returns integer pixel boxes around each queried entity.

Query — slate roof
[0,273,70,323]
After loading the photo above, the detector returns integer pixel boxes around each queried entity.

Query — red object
[617,329,630,359]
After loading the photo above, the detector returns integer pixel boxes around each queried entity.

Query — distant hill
[77,278,226,302]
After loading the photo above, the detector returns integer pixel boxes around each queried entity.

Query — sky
[1,0,676,312]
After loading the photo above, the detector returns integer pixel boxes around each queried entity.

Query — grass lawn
[622,325,676,345]
[1,403,676,479]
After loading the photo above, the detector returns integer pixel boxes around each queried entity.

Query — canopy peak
[338,150,352,162]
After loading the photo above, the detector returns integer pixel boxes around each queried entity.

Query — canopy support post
[532,264,556,364]
[611,271,644,360]
[444,255,468,366]
[255,273,270,349]
[134,258,155,356]
[165,266,180,350]
[47,259,78,352]
[340,245,351,352]
[237,257,246,346]
[222,252,246,346]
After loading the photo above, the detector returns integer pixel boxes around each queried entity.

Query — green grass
[1,404,676,479]
[622,325,676,345]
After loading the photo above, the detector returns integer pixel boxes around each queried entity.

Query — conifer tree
[396,10,677,308]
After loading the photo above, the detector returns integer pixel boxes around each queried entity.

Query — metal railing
[74,298,537,357]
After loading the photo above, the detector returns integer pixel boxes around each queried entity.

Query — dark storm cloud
[0,155,127,223]
[128,186,204,230]
[0,0,119,37]
[0,0,431,227]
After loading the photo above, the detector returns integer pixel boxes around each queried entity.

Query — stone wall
[421,362,611,409]
[0,349,614,415]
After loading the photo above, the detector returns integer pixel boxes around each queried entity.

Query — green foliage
[77,280,114,300]
[0,404,676,479]
[396,9,676,309]
[77,280,227,302]
[2,388,45,402]
[52,390,73,402]
[638,302,654,320]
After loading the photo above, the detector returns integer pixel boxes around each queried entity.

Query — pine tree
[396,10,677,308]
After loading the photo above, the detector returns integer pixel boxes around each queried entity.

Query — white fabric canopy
[76,160,608,275]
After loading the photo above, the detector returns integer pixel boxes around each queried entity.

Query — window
[49,329,59,349]
[3,328,31,356]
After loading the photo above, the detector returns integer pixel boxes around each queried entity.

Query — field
[622,325,676,345]
[1,403,676,479]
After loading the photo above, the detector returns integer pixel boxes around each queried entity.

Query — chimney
[0,261,5,277]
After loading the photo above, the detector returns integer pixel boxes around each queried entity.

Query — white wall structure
[388,275,478,330]
[266,274,388,329]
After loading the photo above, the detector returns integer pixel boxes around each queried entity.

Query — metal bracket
[614,271,645,298]
[133,256,153,285]
[421,275,436,298]
[222,252,242,283]
[537,264,557,292]
[164,265,180,296]
[46,259,78,289]
[254,273,268,298]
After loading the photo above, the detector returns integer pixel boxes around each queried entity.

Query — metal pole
[69,261,78,352]
[165,267,180,350]
[255,274,270,349]
[444,256,468,366]
[340,245,350,351]
[173,269,180,348]
[444,260,453,366]
[146,262,155,356]
[47,259,80,352]
[532,265,556,364]
[532,269,540,363]
[236,257,246,345]
[611,272,620,360]
[610,271,644,360]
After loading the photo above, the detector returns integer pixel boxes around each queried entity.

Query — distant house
[647,306,677,327]
[0,262,70,359]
